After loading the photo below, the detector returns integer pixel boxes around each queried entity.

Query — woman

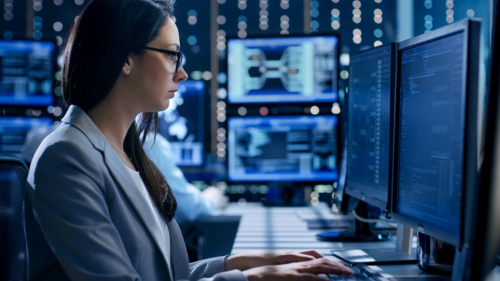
[25,0,353,280]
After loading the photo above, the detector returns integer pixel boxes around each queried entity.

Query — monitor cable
[351,210,397,228]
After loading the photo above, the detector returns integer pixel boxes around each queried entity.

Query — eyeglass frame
[141,46,185,73]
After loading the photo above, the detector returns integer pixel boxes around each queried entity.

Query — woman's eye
[167,54,176,61]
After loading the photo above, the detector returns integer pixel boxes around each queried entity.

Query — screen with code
[396,32,465,236]
[347,45,392,204]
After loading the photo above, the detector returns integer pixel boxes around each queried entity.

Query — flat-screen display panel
[227,35,338,104]
[0,40,56,106]
[228,115,338,181]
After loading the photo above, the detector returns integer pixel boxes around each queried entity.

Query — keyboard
[321,263,452,281]
[321,263,392,281]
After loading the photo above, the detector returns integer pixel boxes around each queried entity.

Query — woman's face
[128,17,188,113]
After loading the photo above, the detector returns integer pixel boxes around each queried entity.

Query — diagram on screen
[228,36,338,103]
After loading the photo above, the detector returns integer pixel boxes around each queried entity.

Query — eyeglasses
[142,46,186,73]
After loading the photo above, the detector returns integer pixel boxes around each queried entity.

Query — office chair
[0,154,29,281]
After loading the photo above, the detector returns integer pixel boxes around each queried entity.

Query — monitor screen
[228,115,338,182]
[0,117,53,156]
[395,32,466,237]
[157,81,205,166]
[227,35,338,104]
[346,44,393,208]
[0,40,56,106]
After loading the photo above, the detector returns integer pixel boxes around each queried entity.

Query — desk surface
[216,203,451,279]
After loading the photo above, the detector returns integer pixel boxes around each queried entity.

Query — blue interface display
[347,45,392,204]
[227,36,338,104]
[0,40,55,106]
[228,116,338,181]
[396,32,465,236]
[157,81,205,166]
[0,117,53,156]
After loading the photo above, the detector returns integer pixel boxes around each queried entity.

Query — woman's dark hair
[61,0,177,221]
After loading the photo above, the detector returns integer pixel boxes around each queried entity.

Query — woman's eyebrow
[164,43,180,51]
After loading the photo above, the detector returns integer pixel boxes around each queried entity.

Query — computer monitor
[156,81,205,166]
[0,39,56,106]
[227,35,339,104]
[227,115,338,182]
[391,17,481,255]
[328,44,416,264]
[0,117,53,157]
[332,124,359,215]
[346,43,396,211]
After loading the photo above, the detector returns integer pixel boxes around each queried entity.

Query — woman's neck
[86,96,137,154]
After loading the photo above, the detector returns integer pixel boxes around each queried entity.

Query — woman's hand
[242,258,353,281]
[226,250,324,271]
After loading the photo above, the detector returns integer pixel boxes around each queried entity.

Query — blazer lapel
[102,144,172,270]
[168,219,190,280]
[61,105,173,274]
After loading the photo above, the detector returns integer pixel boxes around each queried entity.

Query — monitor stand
[316,201,392,243]
[317,202,417,264]
[330,223,418,265]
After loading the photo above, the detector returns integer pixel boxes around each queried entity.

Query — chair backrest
[0,154,29,281]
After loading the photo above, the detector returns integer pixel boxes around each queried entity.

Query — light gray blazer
[25,105,247,281]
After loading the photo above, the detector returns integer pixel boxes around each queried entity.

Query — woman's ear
[122,57,132,75]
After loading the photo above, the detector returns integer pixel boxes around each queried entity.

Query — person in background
[143,132,226,224]
[24,0,353,280]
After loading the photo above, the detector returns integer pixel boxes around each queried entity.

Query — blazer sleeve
[29,140,141,281]
[188,256,248,281]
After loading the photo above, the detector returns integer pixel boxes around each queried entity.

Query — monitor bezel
[225,32,341,105]
[345,42,397,212]
[225,114,340,184]
[390,18,481,247]
[465,4,500,277]
[0,38,58,108]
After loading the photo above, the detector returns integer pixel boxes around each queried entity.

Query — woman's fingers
[275,252,316,264]
[299,250,324,259]
[296,258,354,275]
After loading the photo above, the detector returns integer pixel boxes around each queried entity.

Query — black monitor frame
[391,18,481,247]
[0,38,58,109]
[465,5,500,279]
[345,43,397,212]
[224,32,340,105]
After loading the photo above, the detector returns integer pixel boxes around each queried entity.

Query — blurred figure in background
[143,132,227,224]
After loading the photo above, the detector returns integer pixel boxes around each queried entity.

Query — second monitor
[227,35,339,104]
[347,43,395,211]
[227,115,338,182]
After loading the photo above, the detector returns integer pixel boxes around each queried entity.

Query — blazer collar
[61,105,173,274]
[61,105,107,151]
